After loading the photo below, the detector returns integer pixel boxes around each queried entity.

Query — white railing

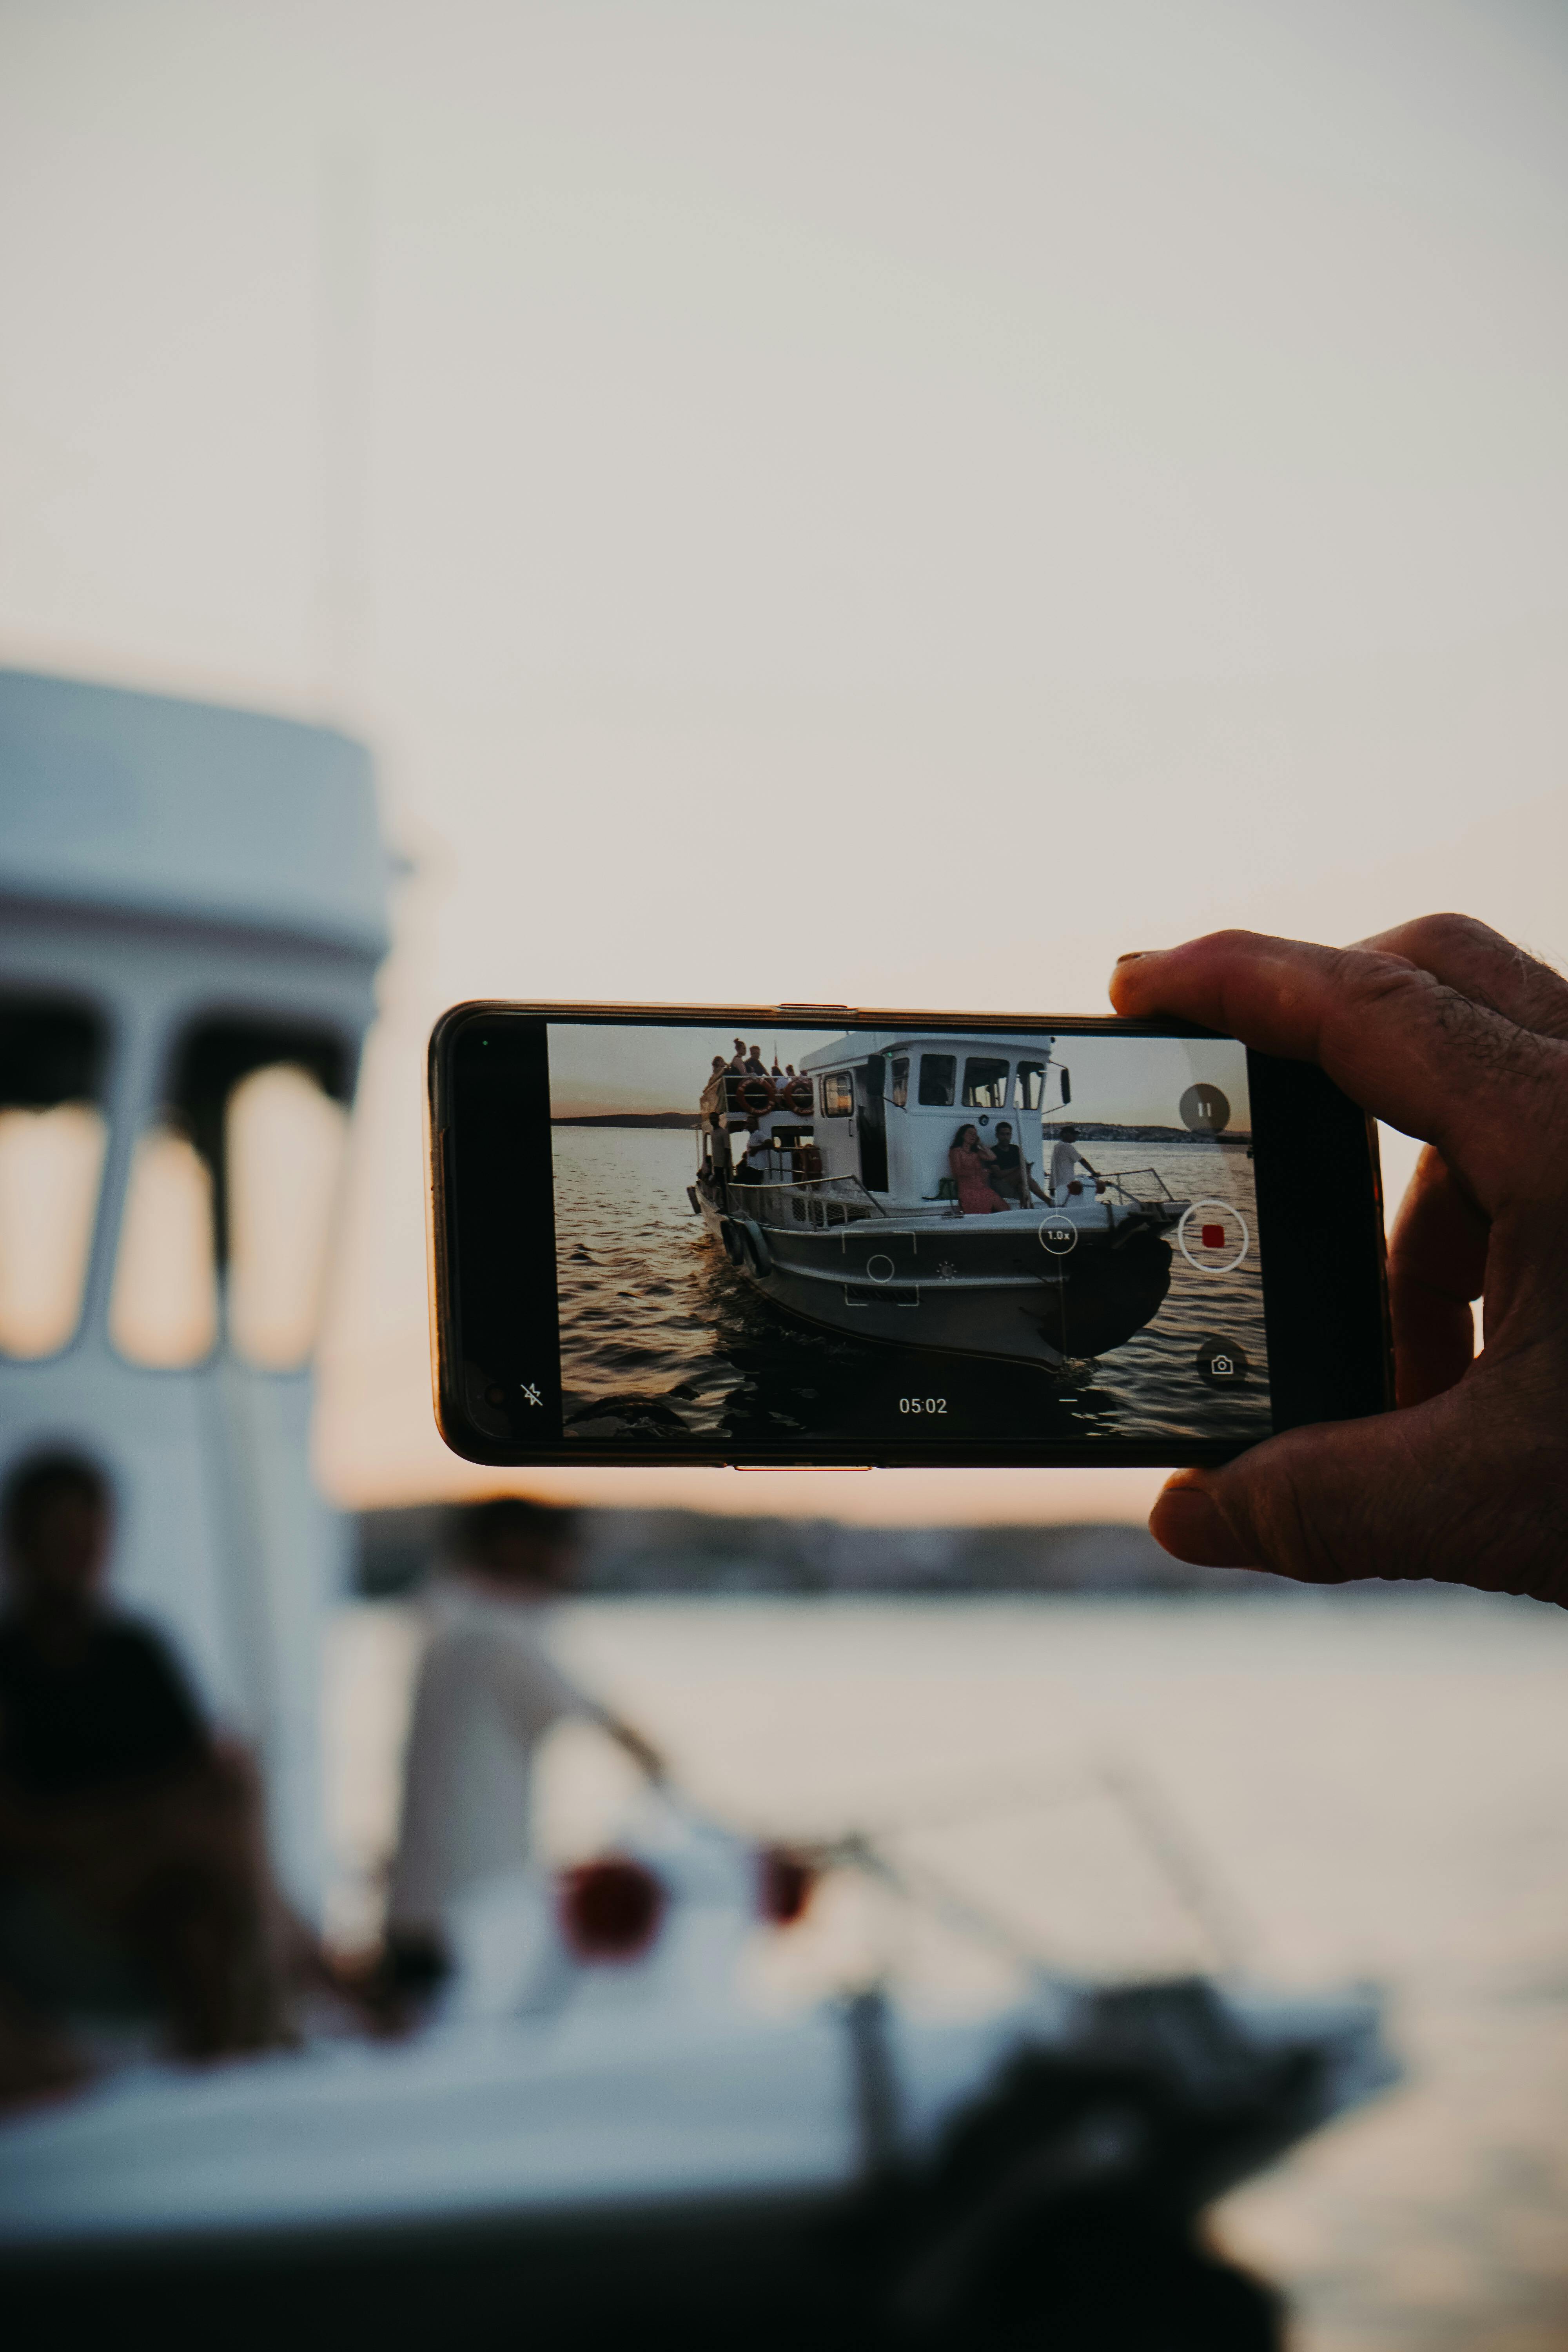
[731,1172,886,1228]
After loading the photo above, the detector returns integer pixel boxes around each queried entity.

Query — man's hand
[1109,915,1568,1608]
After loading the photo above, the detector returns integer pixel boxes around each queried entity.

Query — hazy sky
[548,1025,847,1116]
[548,1022,1251,1130]
[2,0,1564,1523]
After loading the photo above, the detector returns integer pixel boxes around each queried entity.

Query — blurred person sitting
[0,1452,287,2102]
[949,1124,1009,1214]
[744,1045,768,1075]
[989,1121,1049,1209]
[384,1498,664,1998]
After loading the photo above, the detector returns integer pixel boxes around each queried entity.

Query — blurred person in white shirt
[384,1499,663,1998]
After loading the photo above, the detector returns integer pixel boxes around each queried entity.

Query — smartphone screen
[548,1018,1265,1450]
[432,1007,1388,1466]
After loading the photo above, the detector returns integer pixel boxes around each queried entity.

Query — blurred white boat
[0,1800,1395,2345]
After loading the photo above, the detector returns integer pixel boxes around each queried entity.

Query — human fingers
[1386,1146,1487,1407]
[1109,930,1563,1204]
[1147,1387,1560,1603]
[1357,913,1568,1041]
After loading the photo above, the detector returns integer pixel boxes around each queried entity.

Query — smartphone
[427,1001,1390,1469]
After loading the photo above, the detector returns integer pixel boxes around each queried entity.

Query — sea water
[327,1591,1568,2352]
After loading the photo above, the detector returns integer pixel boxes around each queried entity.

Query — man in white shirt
[1048,1125,1101,1207]
[385,1499,664,1994]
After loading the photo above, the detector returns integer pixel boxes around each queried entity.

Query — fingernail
[1114,951,1157,966]
[1150,1485,1254,1569]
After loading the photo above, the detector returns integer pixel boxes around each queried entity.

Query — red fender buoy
[558,1857,666,1962]
[757,1845,817,1926]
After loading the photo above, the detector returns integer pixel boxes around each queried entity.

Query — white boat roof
[799,1031,1057,1073]
[0,669,389,958]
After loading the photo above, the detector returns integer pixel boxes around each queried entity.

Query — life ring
[738,1074,776,1116]
[785,1076,813,1117]
[719,1217,746,1267]
[739,1218,773,1277]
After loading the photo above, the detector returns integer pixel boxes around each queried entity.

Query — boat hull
[697,1184,1174,1369]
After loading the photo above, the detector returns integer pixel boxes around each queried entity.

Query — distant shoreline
[1048,1124,1253,1144]
[552,1111,700,1128]
[550,1113,1251,1138]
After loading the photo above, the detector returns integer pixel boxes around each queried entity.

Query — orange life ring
[738,1074,776,1116]
[785,1076,813,1116]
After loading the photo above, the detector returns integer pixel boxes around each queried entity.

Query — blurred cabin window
[227,1063,348,1369]
[0,999,109,1359]
[1016,1060,1045,1111]
[962,1056,1011,1110]
[917,1054,956,1107]
[108,1016,352,1372]
[818,1071,855,1118]
[889,1056,909,1109]
[109,1126,220,1367]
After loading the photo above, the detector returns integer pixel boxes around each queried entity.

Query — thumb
[1149,1403,1469,1590]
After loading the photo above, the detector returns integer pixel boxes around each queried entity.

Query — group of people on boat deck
[711,1040,800,1083]
[949,1123,1100,1215]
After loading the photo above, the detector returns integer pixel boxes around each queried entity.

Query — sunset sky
[2,0,1564,1525]
[546,1022,1252,1132]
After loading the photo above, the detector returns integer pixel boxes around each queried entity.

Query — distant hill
[357,1504,1305,1599]
[552,1111,699,1129]
[1048,1125,1252,1144]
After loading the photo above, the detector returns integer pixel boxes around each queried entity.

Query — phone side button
[730,1465,872,1473]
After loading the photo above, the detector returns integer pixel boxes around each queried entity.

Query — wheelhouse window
[917,1054,955,1107]
[110,1016,351,1370]
[227,1063,350,1368]
[889,1056,909,1109]
[0,998,108,1359]
[109,1126,220,1367]
[962,1056,1011,1109]
[1016,1060,1045,1111]
[819,1071,855,1118]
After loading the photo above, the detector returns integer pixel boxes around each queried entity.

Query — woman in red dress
[948,1123,1009,1214]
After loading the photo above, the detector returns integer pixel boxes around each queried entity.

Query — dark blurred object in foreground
[0,1975,1310,2348]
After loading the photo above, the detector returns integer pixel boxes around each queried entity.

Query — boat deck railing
[732,1172,886,1228]
[1095,1166,1177,1210]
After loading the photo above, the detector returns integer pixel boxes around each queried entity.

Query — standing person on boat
[744,1045,768,1075]
[731,1117,769,1185]
[0,1452,290,2100]
[385,1499,665,1999]
[949,1124,1009,1214]
[1049,1125,1101,1207]
[728,1039,748,1071]
[989,1122,1050,1210]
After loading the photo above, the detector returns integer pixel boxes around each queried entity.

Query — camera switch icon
[1195,1336,1249,1388]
